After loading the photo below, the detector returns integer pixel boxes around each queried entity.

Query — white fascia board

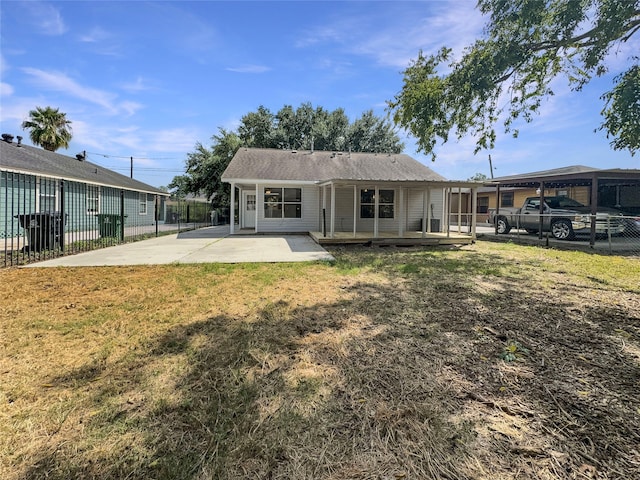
[223,178,318,186]
[317,179,481,188]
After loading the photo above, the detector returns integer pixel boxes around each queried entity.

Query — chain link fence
[479,212,640,257]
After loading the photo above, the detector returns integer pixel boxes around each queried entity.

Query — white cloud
[21,68,141,116]
[120,76,152,93]
[226,65,271,74]
[79,26,111,43]
[148,128,200,153]
[24,1,67,36]
[0,83,14,96]
[295,1,486,69]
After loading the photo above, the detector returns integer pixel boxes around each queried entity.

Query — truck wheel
[495,217,511,234]
[551,219,574,240]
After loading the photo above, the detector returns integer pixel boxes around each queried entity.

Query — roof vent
[2,133,14,143]
[16,136,22,147]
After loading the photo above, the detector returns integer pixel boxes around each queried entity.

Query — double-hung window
[139,193,148,215]
[86,185,100,214]
[264,187,302,218]
[360,188,395,219]
[38,178,57,212]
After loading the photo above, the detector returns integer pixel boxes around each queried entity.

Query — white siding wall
[320,185,446,233]
[334,187,355,232]
[406,188,445,231]
[245,183,445,234]
[256,184,320,233]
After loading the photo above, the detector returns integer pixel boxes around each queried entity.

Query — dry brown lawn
[1,241,639,479]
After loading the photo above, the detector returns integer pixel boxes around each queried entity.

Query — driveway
[26,226,335,267]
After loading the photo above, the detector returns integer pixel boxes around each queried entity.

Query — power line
[85,151,181,161]
[102,166,185,172]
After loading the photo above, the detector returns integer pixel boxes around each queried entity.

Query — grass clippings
[1,241,639,479]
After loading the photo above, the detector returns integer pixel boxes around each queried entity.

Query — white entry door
[242,191,256,228]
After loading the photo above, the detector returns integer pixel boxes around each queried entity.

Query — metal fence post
[155,195,159,237]
[120,189,125,243]
[59,180,65,252]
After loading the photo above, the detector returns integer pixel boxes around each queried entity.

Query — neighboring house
[221,147,481,243]
[451,165,640,224]
[0,135,169,240]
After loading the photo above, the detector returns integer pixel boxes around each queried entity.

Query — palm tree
[21,106,73,152]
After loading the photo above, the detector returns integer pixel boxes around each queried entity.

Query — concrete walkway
[26,226,335,267]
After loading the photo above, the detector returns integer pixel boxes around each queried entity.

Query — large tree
[169,128,241,208]
[21,106,73,152]
[388,0,640,159]
[171,103,404,202]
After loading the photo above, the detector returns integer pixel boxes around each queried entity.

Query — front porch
[309,229,475,246]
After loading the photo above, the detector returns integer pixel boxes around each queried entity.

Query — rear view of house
[222,148,480,244]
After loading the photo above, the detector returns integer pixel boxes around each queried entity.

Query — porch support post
[457,187,462,233]
[471,186,478,240]
[353,185,357,238]
[322,185,327,236]
[330,183,336,238]
[374,185,379,238]
[230,182,236,235]
[398,186,404,237]
[446,187,452,238]
[254,183,259,233]
[422,188,428,238]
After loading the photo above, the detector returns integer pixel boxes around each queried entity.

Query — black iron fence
[1,171,225,267]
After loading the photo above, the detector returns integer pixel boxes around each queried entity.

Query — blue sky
[1,0,638,188]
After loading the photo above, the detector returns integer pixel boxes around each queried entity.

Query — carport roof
[487,165,640,188]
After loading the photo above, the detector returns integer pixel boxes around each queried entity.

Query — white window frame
[139,192,148,215]
[37,178,58,212]
[360,188,395,219]
[86,184,100,215]
[263,187,302,219]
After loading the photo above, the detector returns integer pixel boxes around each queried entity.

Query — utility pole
[130,156,133,178]
[488,154,494,179]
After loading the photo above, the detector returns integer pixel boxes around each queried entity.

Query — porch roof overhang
[223,178,319,189]
[316,179,482,189]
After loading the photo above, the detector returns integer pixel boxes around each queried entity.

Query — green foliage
[467,172,489,181]
[388,0,640,159]
[168,129,241,207]
[599,64,640,155]
[500,340,530,362]
[21,106,73,152]
[170,103,404,204]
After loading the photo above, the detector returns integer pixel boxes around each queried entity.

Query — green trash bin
[97,214,126,238]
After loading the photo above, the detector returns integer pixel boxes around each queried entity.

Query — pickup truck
[488,196,625,240]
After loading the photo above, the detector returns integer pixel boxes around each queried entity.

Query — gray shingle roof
[0,140,167,195]
[222,148,448,183]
